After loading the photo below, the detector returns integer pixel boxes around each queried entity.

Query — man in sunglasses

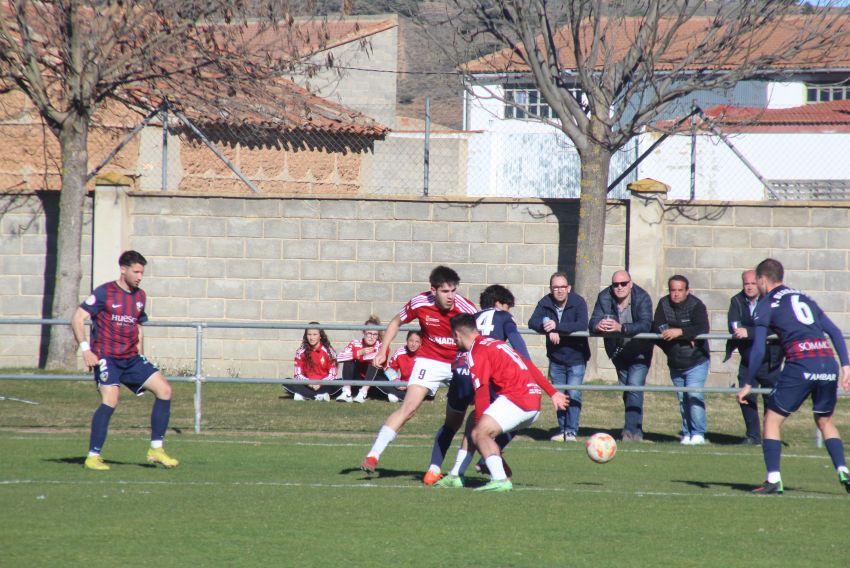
[589,270,655,442]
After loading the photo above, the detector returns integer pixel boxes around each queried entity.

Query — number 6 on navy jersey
[791,295,815,325]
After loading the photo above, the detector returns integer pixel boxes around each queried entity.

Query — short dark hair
[549,271,570,286]
[119,250,147,267]
[668,274,689,289]
[450,313,477,333]
[430,265,460,288]
[406,330,422,341]
[479,284,515,309]
[756,258,784,283]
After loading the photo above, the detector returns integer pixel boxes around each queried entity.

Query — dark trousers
[737,361,780,442]
[284,383,340,400]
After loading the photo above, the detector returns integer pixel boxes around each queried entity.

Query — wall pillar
[92,174,132,286]
[627,178,670,385]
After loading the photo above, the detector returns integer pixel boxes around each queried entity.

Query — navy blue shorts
[767,359,839,417]
[93,355,160,395]
[447,370,474,412]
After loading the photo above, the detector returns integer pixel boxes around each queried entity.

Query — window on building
[504,86,582,120]
[806,83,850,103]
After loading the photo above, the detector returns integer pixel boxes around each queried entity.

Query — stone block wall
[125,194,624,378]
[0,192,92,366]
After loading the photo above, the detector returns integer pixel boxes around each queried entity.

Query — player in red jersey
[438,313,568,491]
[360,266,476,474]
[336,316,383,403]
[286,324,339,401]
[71,251,178,471]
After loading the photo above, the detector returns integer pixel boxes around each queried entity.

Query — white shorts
[483,396,540,433]
[407,357,453,397]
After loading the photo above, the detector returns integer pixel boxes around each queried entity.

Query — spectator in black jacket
[725,270,783,445]
[529,272,590,442]
[589,270,654,441]
[654,275,711,445]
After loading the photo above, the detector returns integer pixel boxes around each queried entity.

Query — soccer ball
[585,433,617,464]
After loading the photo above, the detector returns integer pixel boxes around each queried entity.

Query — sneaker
[550,432,566,442]
[353,393,367,404]
[681,435,692,445]
[315,393,331,402]
[387,394,400,403]
[336,393,353,403]
[690,434,706,445]
[474,479,513,493]
[293,393,305,401]
[423,470,443,486]
[839,470,850,493]
[146,447,179,468]
[435,474,464,488]
[751,480,783,495]
[360,456,378,474]
[84,455,110,471]
[563,432,577,442]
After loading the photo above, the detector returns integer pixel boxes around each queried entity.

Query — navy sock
[763,439,782,475]
[825,437,847,470]
[495,431,513,450]
[151,398,171,443]
[89,404,115,454]
[430,425,457,468]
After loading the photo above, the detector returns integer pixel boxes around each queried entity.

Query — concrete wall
[3,187,850,388]
[75,192,622,379]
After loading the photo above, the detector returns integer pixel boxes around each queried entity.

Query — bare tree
[426,0,849,296]
[0,1,333,368]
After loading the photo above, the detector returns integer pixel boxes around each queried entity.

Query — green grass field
[2,379,850,567]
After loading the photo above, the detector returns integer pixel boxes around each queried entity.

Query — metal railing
[1,318,847,434]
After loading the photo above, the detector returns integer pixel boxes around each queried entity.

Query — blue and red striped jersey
[80,281,148,359]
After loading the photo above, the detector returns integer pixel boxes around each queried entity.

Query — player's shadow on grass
[48,457,157,469]
[339,467,423,481]
[672,479,759,492]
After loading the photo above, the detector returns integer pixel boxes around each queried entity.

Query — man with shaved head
[590,270,654,441]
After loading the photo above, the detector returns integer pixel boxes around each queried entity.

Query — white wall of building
[767,82,806,108]
[638,131,850,200]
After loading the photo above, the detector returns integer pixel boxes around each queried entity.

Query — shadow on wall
[37,192,59,368]
[541,199,580,286]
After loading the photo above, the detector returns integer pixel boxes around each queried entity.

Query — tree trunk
[573,125,613,300]
[45,115,89,370]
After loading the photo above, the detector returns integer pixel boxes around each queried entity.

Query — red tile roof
[656,101,850,133]
[463,15,850,75]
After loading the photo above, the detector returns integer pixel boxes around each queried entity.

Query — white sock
[838,465,849,474]
[450,449,475,477]
[485,454,507,481]
[150,440,163,449]
[358,387,369,397]
[428,464,441,474]
[367,425,397,459]
[767,471,782,484]
[342,387,351,396]
[88,451,100,458]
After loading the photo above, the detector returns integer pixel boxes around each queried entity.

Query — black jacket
[653,294,710,370]
[589,283,654,363]
[724,291,783,369]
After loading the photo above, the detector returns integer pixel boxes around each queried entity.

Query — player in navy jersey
[71,251,178,471]
[426,284,531,485]
[737,259,850,494]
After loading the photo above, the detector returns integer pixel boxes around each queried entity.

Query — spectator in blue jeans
[653,275,711,445]
[529,272,590,442]
[589,270,655,442]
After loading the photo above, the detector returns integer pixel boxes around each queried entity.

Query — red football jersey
[338,338,382,379]
[468,336,556,422]
[397,292,476,363]
[387,345,417,381]
[294,344,337,380]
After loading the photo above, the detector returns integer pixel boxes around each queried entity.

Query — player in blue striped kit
[737,258,850,494]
